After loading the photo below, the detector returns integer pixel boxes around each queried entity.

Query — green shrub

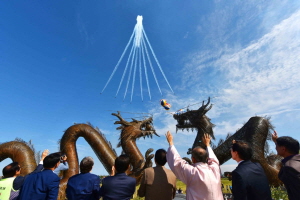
[270,186,288,200]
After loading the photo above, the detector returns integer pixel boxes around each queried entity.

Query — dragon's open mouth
[140,121,159,138]
[173,113,195,130]
[176,123,194,128]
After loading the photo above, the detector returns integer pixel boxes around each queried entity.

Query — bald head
[192,147,208,163]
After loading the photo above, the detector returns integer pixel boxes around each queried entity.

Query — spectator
[138,149,177,200]
[0,149,49,200]
[166,131,223,200]
[53,154,69,177]
[66,156,101,200]
[100,155,136,200]
[231,140,272,200]
[18,152,61,200]
[272,131,300,200]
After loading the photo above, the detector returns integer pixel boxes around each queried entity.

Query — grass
[132,178,289,200]
[175,179,186,193]
[221,177,232,194]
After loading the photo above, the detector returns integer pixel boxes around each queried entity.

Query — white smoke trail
[115,41,135,97]
[102,15,174,100]
[134,16,143,47]
[123,41,137,100]
[138,45,143,101]
[131,47,139,102]
[101,29,135,94]
[142,29,174,94]
[141,37,151,100]
[142,36,162,96]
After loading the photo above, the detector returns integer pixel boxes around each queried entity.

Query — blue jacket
[18,169,60,200]
[13,164,44,190]
[232,160,272,200]
[66,172,101,200]
[100,173,136,200]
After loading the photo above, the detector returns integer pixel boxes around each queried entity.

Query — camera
[60,154,67,162]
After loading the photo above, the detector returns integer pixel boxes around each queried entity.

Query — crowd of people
[0,130,299,200]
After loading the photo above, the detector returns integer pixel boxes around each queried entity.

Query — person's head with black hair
[2,162,21,178]
[276,136,299,156]
[231,140,253,161]
[80,156,94,173]
[155,149,167,166]
[192,147,208,163]
[43,153,61,169]
[114,155,130,173]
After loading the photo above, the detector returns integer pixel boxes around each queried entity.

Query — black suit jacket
[100,173,136,200]
[278,154,300,200]
[232,160,272,200]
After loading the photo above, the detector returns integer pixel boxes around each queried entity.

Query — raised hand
[165,131,174,146]
[41,149,49,161]
[61,155,67,161]
[111,166,116,176]
[272,130,278,143]
[202,133,211,147]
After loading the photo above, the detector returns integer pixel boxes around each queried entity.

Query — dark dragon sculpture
[0,112,157,200]
[173,97,281,186]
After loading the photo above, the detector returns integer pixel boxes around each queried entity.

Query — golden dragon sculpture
[0,111,157,200]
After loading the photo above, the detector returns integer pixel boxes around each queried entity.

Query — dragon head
[139,117,158,138]
[112,111,159,147]
[112,111,157,181]
[172,97,215,151]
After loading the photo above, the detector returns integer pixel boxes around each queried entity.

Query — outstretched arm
[202,133,219,162]
[35,149,49,171]
[166,131,193,184]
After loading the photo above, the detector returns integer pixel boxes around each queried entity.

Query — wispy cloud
[217,9,300,116]
[179,9,300,137]
[183,32,189,39]
[149,6,300,168]
[77,13,95,48]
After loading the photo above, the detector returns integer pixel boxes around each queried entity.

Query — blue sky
[1,1,300,176]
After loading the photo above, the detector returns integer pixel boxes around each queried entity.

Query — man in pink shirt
[165,131,223,200]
